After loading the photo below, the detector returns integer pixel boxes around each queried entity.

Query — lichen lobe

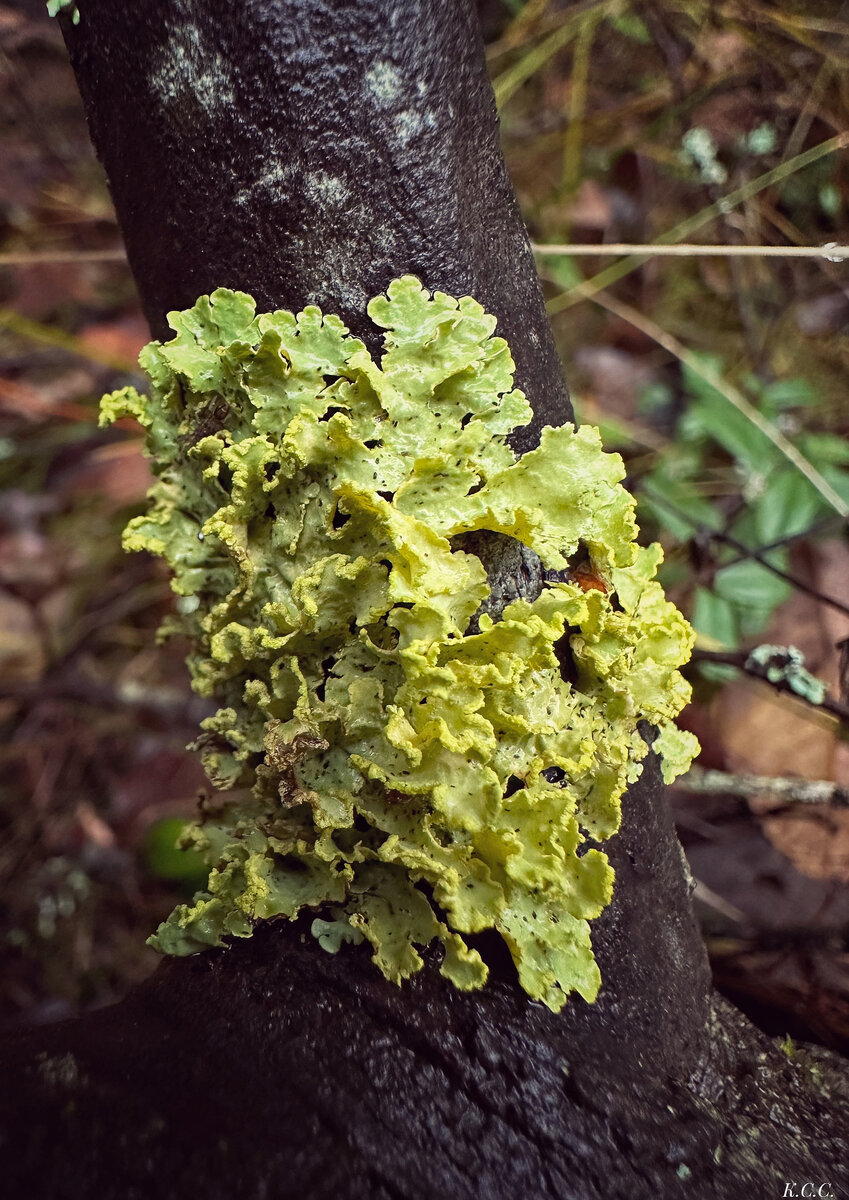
[100,275,697,1011]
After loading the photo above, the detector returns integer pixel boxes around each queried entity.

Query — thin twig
[545,132,849,313]
[783,57,834,162]
[677,765,849,808]
[710,529,849,619]
[560,10,600,194]
[637,483,849,621]
[0,248,128,266]
[0,307,138,373]
[720,0,849,43]
[692,647,849,727]
[533,242,849,259]
[491,0,615,106]
[487,0,567,60]
[721,515,846,562]
[691,879,749,925]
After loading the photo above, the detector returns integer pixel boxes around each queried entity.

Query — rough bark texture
[1,2,847,1196]
[1,761,847,1199]
[64,0,568,454]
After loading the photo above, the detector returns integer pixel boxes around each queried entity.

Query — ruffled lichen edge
[100,275,698,1012]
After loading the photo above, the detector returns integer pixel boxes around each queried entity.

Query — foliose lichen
[746,643,827,706]
[100,276,698,1011]
[46,0,80,25]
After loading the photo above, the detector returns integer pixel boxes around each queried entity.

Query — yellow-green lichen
[100,276,697,1011]
[46,0,80,25]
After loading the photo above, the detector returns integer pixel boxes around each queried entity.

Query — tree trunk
[65,0,567,455]
[1,2,846,1196]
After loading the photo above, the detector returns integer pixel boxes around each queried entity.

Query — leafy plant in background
[636,360,849,651]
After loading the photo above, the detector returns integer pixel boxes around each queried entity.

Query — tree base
[1,913,846,1200]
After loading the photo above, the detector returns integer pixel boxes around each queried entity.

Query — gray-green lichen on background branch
[746,643,827,705]
[100,276,698,1011]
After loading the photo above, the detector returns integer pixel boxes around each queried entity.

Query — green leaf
[637,380,674,417]
[639,467,722,541]
[797,433,849,468]
[713,558,792,638]
[145,818,210,888]
[538,253,582,291]
[607,11,652,43]
[819,182,841,217]
[760,377,818,415]
[821,465,849,506]
[751,469,826,544]
[682,361,780,470]
[691,586,740,648]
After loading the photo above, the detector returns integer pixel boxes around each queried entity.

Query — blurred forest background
[1,0,848,1051]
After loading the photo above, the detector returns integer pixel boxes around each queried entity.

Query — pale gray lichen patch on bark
[35,1051,85,1091]
[303,170,351,208]
[234,161,295,209]
[364,58,403,107]
[149,21,235,113]
[394,108,437,146]
[304,273,370,321]
[64,0,572,433]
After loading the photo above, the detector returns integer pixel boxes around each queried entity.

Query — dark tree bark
[66,0,567,454]
[1,3,847,1197]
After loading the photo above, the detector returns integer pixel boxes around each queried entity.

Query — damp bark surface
[64,0,568,454]
[0,2,846,1197]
